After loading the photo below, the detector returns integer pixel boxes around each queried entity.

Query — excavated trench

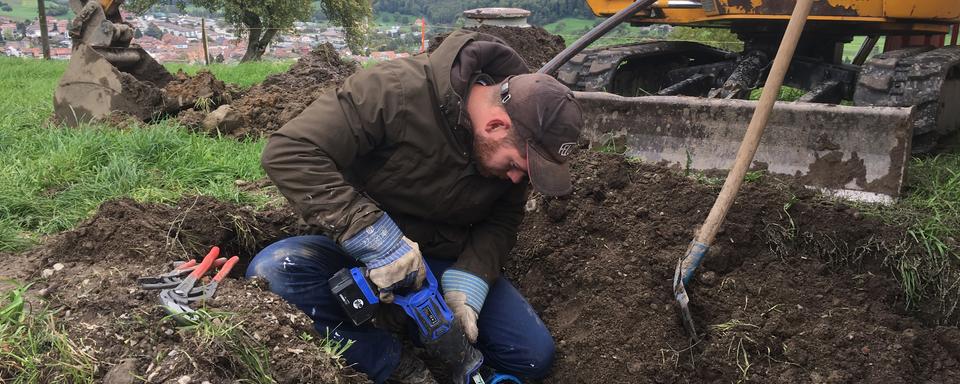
[4,149,957,383]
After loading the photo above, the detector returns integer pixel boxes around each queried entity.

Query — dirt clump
[162,69,232,113]
[431,26,566,72]
[196,43,358,138]
[509,151,959,383]
[116,72,167,121]
[99,111,144,129]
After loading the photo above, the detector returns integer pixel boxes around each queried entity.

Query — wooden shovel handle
[695,0,815,245]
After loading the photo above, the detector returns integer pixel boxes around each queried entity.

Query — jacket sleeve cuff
[341,214,412,268]
[441,269,489,312]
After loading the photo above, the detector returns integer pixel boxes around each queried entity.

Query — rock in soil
[102,358,138,384]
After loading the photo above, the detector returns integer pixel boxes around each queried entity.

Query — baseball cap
[499,73,583,196]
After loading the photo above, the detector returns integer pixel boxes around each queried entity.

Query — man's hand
[368,237,426,302]
[444,291,479,343]
[342,214,427,302]
[441,269,489,344]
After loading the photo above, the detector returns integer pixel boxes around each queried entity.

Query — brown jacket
[261,30,530,283]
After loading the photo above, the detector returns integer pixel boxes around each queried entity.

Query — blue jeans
[246,235,555,383]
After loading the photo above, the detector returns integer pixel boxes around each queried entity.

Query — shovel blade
[672,258,699,343]
[576,92,915,203]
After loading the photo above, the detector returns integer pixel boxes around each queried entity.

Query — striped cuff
[441,269,489,312]
[341,214,412,269]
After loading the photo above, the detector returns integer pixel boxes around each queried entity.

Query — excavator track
[556,41,734,95]
[855,46,960,153]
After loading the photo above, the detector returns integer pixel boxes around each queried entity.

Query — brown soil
[508,151,960,383]
[162,70,232,114]
[4,151,959,383]
[431,26,566,72]
[117,72,166,121]
[198,43,358,139]
[2,196,368,383]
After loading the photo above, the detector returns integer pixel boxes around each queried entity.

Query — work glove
[342,214,427,303]
[441,269,489,343]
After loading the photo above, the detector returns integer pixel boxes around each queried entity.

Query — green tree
[144,22,163,39]
[128,0,371,61]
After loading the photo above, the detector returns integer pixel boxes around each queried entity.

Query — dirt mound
[509,151,960,383]
[180,43,358,138]
[4,197,369,383]
[431,26,566,72]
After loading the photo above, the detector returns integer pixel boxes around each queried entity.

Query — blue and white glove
[442,269,489,343]
[342,214,426,303]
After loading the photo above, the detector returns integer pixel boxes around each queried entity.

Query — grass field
[0,57,289,251]
[0,0,73,21]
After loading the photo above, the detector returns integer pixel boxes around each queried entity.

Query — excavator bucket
[54,43,175,126]
[576,92,916,202]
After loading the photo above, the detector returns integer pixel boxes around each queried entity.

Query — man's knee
[514,338,555,379]
[245,235,343,286]
[245,241,303,281]
[485,330,555,379]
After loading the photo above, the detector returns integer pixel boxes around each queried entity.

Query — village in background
[0,7,444,63]
[0,1,680,65]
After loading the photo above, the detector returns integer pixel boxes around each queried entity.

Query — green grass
[0,283,97,383]
[871,154,960,318]
[165,61,294,88]
[0,56,289,251]
[841,35,887,64]
[542,17,598,36]
[543,17,660,47]
[0,0,73,21]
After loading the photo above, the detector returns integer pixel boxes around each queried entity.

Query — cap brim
[526,142,572,196]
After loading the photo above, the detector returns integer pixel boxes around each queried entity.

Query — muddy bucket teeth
[54,44,175,126]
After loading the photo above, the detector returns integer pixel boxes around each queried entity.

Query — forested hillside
[373,0,594,25]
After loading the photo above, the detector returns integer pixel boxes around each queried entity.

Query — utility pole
[201,18,209,65]
[36,0,50,59]
[419,17,426,53]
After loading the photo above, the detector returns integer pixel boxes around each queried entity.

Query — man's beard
[472,133,501,178]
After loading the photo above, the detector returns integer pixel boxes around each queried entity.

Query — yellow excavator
[54,0,175,126]
[546,0,960,201]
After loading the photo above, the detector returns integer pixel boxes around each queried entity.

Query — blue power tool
[329,263,521,384]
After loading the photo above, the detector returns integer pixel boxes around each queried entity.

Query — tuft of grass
[873,153,960,319]
[709,319,760,333]
[317,328,355,364]
[0,283,97,383]
[748,86,805,101]
[709,319,760,383]
[178,309,275,383]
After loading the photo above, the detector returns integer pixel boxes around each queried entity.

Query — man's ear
[483,118,510,137]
